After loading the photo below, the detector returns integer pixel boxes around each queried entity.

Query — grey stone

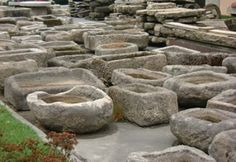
[222,57,236,73]
[43,31,73,41]
[95,42,138,55]
[75,51,167,81]
[11,35,42,43]
[162,65,227,76]
[111,68,171,86]
[48,54,93,68]
[127,145,216,162]
[0,59,38,91]
[0,48,48,67]
[209,129,236,162]
[4,68,105,111]
[108,83,178,126]
[164,71,236,108]
[0,23,18,35]
[0,32,10,39]
[170,108,236,152]
[83,30,149,50]
[207,89,236,113]
[27,85,113,133]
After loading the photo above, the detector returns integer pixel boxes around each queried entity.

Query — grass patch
[221,15,236,20]
[0,105,67,162]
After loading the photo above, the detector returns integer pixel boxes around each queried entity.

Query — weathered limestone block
[95,42,138,55]
[11,35,42,43]
[161,22,236,49]
[108,83,178,126]
[209,129,236,162]
[83,30,149,50]
[127,145,216,162]
[115,0,146,4]
[207,89,236,113]
[0,60,38,90]
[0,48,48,67]
[0,39,16,49]
[0,24,18,35]
[170,108,236,152]
[113,4,146,15]
[42,31,73,42]
[17,20,44,28]
[163,71,236,108]
[20,23,47,34]
[4,68,105,111]
[38,41,79,51]
[147,2,176,10]
[75,51,167,81]
[48,54,93,68]
[0,7,31,18]
[162,65,227,76]
[222,57,236,73]
[33,15,63,27]
[111,68,171,86]
[27,85,113,133]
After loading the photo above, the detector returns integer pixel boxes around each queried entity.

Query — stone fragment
[127,145,216,162]
[163,71,236,108]
[209,129,236,162]
[4,68,105,110]
[111,68,171,86]
[207,89,236,113]
[170,108,236,151]
[108,83,178,126]
[27,85,113,133]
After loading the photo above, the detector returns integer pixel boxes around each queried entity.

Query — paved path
[75,122,176,162]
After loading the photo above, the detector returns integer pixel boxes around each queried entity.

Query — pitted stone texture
[222,57,236,73]
[111,68,171,86]
[113,4,146,15]
[207,89,236,113]
[12,35,42,43]
[42,31,73,42]
[127,145,216,162]
[170,108,236,152]
[4,68,105,111]
[0,24,18,35]
[75,51,167,81]
[164,71,236,108]
[95,42,138,55]
[83,30,149,50]
[108,83,178,126]
[147,2,176,10]
[162,65,227,76]
[27,85,113,134]
[0,48,48,67]
[0,60,38,90]
[48,54,93,68]
[209,129,236,162]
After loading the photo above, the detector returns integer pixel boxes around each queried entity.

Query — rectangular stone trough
[74,51,167,81]
[0,7,31,18]
[83,30,149,50]
[0,48,48,67]
[4,68,105,111]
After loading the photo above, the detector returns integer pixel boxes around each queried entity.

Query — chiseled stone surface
[222,57,236,73]
[164,71,236,108]
[108,83,178,126]
[170,108,236,152]
[209,129,236,162]
[27,85,113,134]
[127,145,216,162]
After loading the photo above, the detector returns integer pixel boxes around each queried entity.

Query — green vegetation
[0,105,67,162]
[221,15,236,19]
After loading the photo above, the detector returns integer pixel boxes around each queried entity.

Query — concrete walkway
[75,122,176,162]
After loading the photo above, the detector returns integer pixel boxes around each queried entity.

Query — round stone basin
[182,75,227,85]
[27,85,113,134]
[40,95,92,104]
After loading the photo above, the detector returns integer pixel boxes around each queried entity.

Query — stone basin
[164,71,236,108]
[4,68,105,111]
[111,68,171,86]
[48,54,93,68]
[27,85,113,134]
[207,89,236,113]
[170,108,236,152]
